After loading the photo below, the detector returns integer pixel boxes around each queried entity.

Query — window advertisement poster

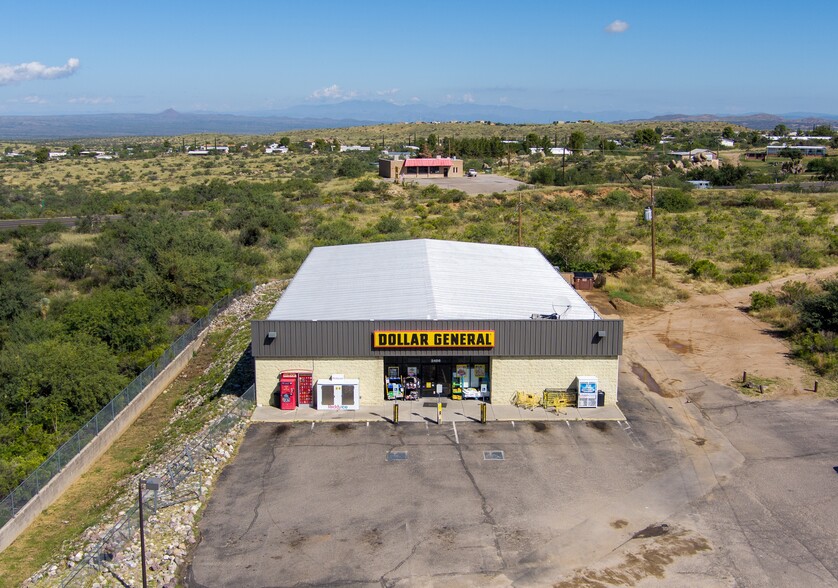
[407,366,418,376]
[456,364,468,377]
[473,364,486,378]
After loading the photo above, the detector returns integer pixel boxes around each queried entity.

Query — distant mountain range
[635,112,838,130]
[0,102,835,140]
[0,109,377,140]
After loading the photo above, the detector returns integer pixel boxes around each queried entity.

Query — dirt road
[587,267,838,398]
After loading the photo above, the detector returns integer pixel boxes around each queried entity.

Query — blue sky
[1,1,836,116]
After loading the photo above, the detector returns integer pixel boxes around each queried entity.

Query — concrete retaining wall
[0,330,208,553]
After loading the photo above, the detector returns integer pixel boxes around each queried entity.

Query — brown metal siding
[252,319,622,358]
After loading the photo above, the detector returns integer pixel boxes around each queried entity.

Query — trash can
[597,390,605,407]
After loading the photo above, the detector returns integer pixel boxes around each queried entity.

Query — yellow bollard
[393,402,399,425]
[480,402,487,424]
[437,402,443,424]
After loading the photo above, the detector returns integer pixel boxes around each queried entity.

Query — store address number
[373,330,495,349]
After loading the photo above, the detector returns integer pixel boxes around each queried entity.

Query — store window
[383,357,491,402]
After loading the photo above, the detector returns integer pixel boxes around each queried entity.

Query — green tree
[722,126,735,139]
[0,336,127,435]
[778,147,803,162]
[547,214,590,269]
[34,147,49,163]
[60,288,164,354]
[773,124,788,136]
[336,157,366,178]
[811,125,833,137]
[54,244,95,280]
[0,262,40,322]
[798,280,838,333]
[655,189,695,212]
[568,131,586,151]
[279,136,291,147]
[633,128,660,146]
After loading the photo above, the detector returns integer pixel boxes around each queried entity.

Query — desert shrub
[374,215,403,235]
[593,245,641,273]
[548,197,575,212]
[353,178,376,192]
[464,222,499,243]
[663,250,691,266]
[750,291,777,311]
[238,224,261,246]
[313,218,358,246]
[655,189,695,212]
[688,259,722,280]
[798,279,838,333]
[54,244,95,281]
[601,189,633,209]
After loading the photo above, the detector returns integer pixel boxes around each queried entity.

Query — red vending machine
[296,371,313,406]
[278,375,297,410]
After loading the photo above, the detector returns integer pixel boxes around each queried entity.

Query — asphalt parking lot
[186,390,683,587]
[188,378,838,587]
[400,174,527,195]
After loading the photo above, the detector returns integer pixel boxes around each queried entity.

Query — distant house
[548,147,573,156]
[203,145,229,154]
[48,151,67,159]
[765,144,827,157]
[302,140,317,150]
[265,143,289,154]
[530,147,573,156]
[687,180,711,189]
[669,148,716,161]
[187,149,209,156]
[720,138,735,148]
[339,145,371,152]
[379,157,463,179]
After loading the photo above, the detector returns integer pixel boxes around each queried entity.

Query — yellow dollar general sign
[373,330,495,349]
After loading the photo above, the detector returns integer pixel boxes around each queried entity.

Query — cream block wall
[490,357,620,406]
[255,357,384,407]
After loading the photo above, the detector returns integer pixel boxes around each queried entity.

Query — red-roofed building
[379,157,464,179]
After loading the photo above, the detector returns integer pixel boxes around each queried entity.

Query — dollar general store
[251,239,622,410]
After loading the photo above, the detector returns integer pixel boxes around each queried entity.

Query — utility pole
[561,148,566,185]
[650,179,656,280]
[517,193,523,246]
[138,480,148,588]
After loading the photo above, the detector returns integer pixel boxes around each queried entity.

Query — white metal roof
[268,239,600,321]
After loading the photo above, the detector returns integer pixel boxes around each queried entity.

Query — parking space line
[453,421,459,444]
[619,420,645,450]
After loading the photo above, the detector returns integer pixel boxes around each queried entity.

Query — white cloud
[462,93,475,103]
[604,20,629,34]
[376,88,399,96]
[68,96,114,105]
[24,95,48,104]
[309,84,357,101]
[0,58,80,86]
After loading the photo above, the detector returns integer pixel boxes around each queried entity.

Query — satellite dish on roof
[552,298,572,318]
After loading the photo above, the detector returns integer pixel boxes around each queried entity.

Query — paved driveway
[399,174,527,195]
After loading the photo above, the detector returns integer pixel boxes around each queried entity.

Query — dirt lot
[585,267,838,398]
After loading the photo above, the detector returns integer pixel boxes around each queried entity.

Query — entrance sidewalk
[251,399,625,423]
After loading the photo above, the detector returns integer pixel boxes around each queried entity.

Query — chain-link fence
[0,287,247,529]
[59,385,256,587]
